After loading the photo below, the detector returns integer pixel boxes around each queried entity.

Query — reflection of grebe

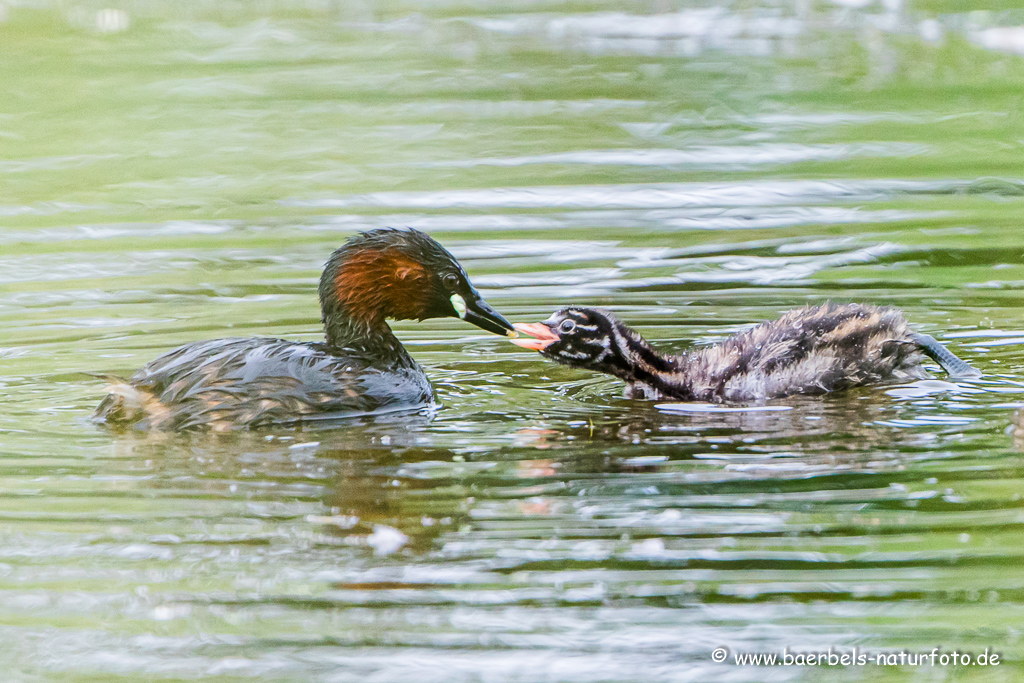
[513,303,979,402]
[1013,410,1024,451]
[95,228,515,430]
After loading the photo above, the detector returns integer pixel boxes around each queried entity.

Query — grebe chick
[511,303,979,402]
[95,228,516,430]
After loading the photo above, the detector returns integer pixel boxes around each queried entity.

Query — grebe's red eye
[442,273,459,291]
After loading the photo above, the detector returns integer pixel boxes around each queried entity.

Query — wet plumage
[95,228,515,430]
[512,303,979,402]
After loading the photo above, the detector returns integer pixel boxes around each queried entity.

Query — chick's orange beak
[510,322,560,351]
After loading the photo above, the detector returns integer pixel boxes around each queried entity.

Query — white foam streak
[285,179,957,211]
[413,143,925,170]
[471,9,803,56]
[657,403,794,413]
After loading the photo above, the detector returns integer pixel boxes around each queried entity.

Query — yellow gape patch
[450,293,467,319]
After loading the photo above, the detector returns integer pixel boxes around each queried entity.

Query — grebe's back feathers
[654,303,929,401]
[95,337,434,431]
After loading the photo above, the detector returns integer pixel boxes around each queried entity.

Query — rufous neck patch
[333,249,431,323]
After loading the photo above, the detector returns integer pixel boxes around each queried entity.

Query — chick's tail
[909,333,982,379]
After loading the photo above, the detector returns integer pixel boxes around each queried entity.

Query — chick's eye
[559,319,576,334]
[442,273,459,290]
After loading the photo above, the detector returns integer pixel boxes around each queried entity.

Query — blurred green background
[3,0,1024,680]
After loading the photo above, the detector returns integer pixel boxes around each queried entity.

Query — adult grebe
[95,228,515,430]
[511,303,978,402]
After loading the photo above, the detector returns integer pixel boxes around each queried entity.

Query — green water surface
[3,1,1024,680]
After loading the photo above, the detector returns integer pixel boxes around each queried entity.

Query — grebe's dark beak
[510,322,560,350]
[462,294,517,337]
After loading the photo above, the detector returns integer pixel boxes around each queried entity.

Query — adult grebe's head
[511,307,632,376]
[320,228,515,341]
